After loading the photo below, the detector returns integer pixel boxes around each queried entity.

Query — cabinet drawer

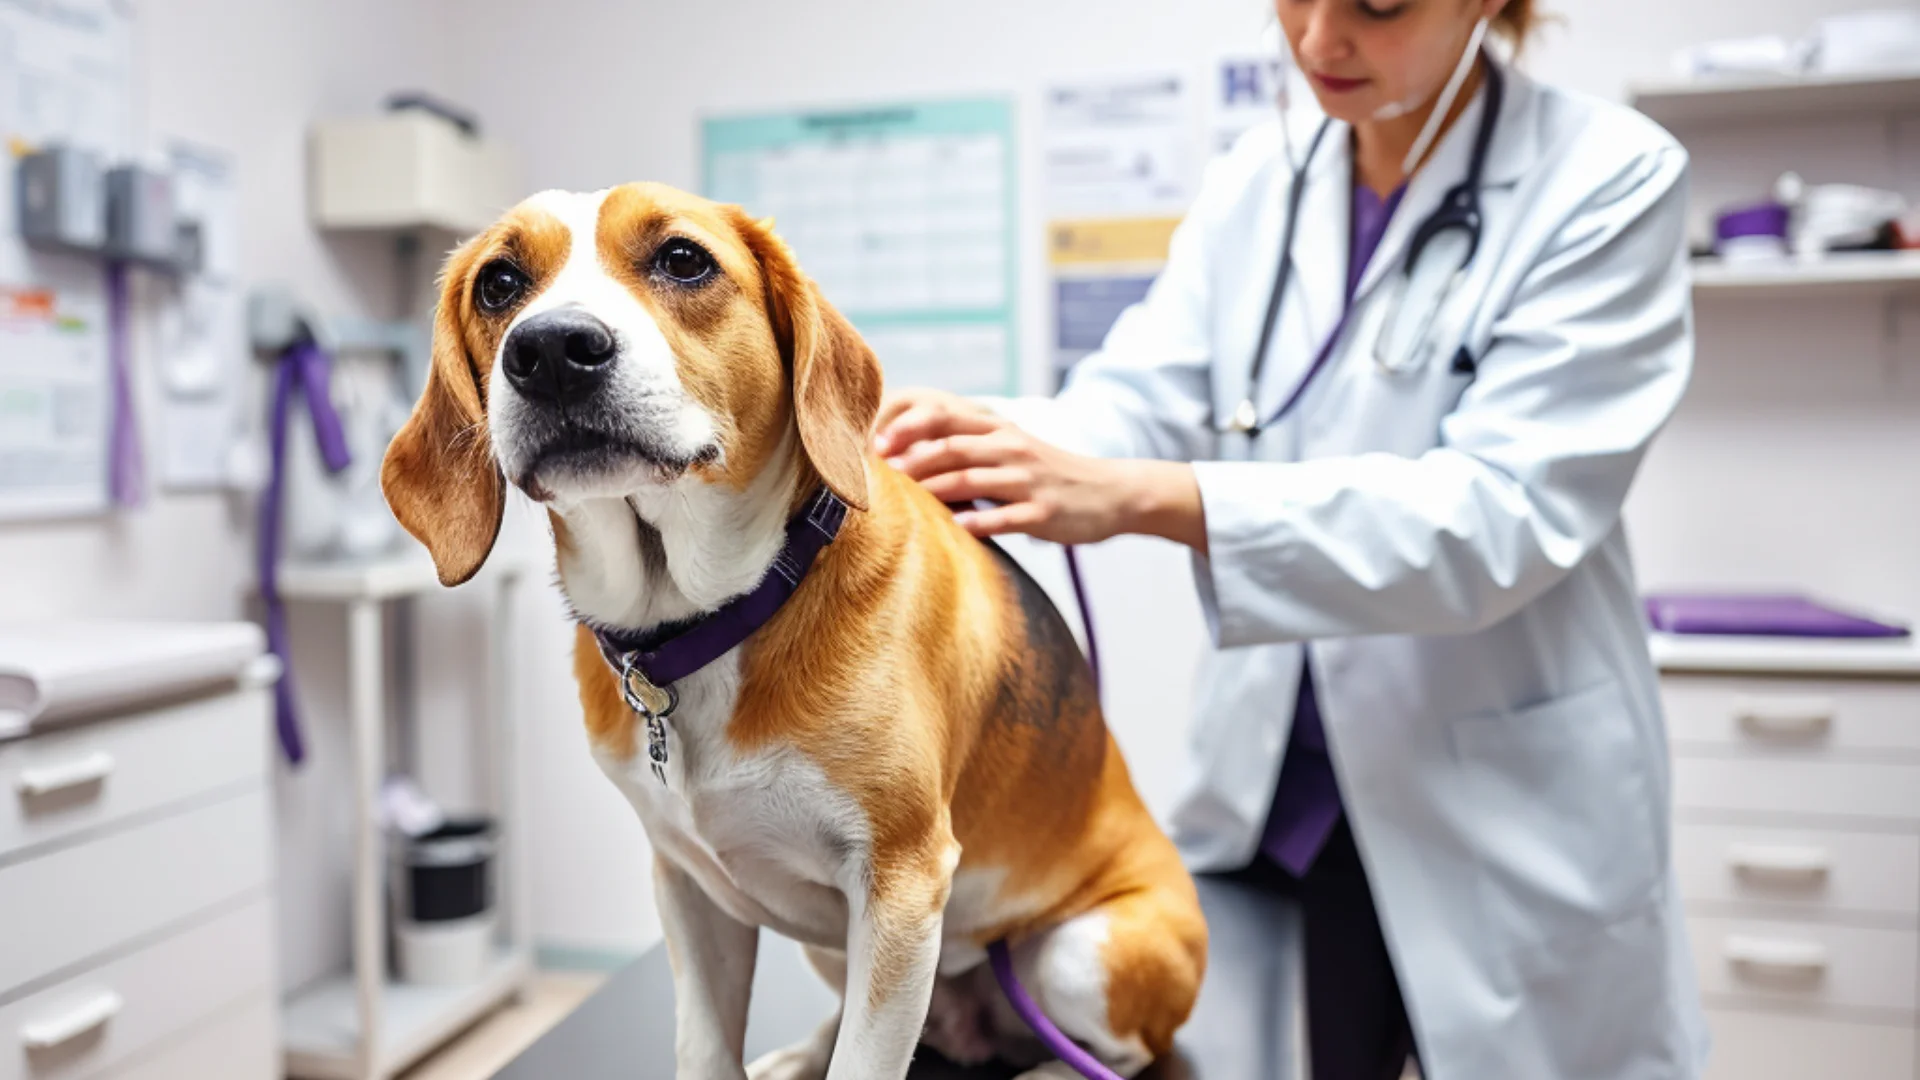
[1703,1008,1915,1080]
[1673,756,1920,822]
[1676,823,1920,917]
[1664,676,1920,755]
[0,689,268,862]
[0,898,273,1080]
[100,996,276,1080]
[1691,915,1919,1014]
[0,790,270,992]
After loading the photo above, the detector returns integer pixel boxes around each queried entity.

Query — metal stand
[277,549,532,1080]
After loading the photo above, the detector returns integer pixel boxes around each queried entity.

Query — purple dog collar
[586,486,849,781]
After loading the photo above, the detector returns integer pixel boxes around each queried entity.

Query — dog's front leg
[825,846,956,1080]
[656,855,759,1079]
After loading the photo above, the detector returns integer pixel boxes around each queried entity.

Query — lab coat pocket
[1448,680,1662,953]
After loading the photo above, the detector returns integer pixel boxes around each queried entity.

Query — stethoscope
[1223,47,1505,437]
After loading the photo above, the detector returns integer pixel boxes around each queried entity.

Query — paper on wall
[1210,48,1289,158]
[0,0,136,519]
[1042,74,1196,384]
[703,100,1019,397]
[0,285,108,519]
[1043,74,1194,221]
[156,141,249,490]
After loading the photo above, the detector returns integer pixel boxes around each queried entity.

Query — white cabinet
[0,689,267,859]
[1673,822,1920,918]
[0,900,274,1080]
[0,622,277,1080]
[1702,1009,1916,1080]
[1659,634,1920,1079]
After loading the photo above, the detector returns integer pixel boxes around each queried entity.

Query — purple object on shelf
[1645,593,1910,639]
[1715,202,1791,245]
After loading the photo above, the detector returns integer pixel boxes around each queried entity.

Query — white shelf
[276,549,444,602]
[1631,70,1920,126]
[1652,632,1920,677]
[275,544,531,602]
[1690,252,1920,299]
[282,950,533,1079]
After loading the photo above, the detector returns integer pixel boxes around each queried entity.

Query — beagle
[381,183,1206,1080]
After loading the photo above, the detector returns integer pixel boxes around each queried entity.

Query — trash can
[395,815,496,985]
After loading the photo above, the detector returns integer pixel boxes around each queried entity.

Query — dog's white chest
[596,691,866,947]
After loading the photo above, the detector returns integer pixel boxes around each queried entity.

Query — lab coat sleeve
[1191,145,1692,646]
[979,144,1246,461]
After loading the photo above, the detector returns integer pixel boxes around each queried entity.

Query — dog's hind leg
[993,884,1208,1080]
[748,946,845,1080]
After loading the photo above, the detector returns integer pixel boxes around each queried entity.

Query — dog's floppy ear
[381,241,505,586]
[734,211,882,512]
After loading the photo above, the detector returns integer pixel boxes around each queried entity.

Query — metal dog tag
[619,658,679,785]
[644,716,670,785]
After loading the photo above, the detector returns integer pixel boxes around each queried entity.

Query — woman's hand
[870,389,1208,551]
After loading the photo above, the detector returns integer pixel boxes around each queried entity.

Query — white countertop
[0,620,271,738]
[1651,632,1920,677]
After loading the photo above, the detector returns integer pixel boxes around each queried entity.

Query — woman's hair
[1494,0,1540,50]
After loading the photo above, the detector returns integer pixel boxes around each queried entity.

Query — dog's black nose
[502,309,617,405]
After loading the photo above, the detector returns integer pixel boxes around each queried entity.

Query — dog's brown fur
[384,182,1206,1058]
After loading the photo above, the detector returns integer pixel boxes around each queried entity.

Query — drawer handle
[1725,935,1829,977]
[16,751,116,798]
[20,990,122,1051]
[1729,844,1831,883]
[1735,697,1834,739]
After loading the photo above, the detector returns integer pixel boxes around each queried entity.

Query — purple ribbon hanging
[105,262,145,507]
[257,339,353,765]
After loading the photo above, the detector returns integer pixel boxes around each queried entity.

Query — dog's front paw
[746,1029,834,1080]
[746,1044,830,1080]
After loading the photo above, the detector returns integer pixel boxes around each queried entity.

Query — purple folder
[1645,593,1911,639]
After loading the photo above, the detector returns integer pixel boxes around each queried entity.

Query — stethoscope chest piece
[1225,398,1260,435]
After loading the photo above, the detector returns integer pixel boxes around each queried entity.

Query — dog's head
[382,183,883,587]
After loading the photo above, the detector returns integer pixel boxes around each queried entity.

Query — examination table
[498,875,1303,1079]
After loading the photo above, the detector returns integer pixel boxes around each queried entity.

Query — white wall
[430,0,1920,958]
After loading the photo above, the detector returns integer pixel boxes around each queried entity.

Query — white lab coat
[993,60,1709,1079]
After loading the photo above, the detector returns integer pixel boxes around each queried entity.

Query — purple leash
[257,339,353,765]
[982,541,1123,1080]
[1061,545,1101,695]
[989,939,1127,1080]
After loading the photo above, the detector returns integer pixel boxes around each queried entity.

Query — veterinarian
[873,0,1708,1077]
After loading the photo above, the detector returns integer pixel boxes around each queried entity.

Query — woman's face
[1276,0,1496,126]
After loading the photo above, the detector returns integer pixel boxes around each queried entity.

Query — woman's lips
[1313,72,1370,94]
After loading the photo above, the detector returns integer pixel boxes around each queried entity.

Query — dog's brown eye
[476,261,530,313]
[653,239,716,285]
